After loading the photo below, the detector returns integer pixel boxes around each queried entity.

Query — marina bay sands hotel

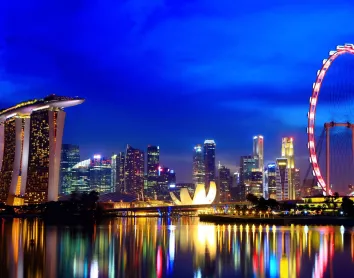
[0,95,84,205]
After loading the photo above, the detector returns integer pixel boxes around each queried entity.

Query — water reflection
[1,218,354,277]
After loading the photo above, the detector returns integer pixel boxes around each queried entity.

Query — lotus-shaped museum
[170,182,217,205]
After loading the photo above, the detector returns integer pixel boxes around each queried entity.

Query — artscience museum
[170,181,217,205]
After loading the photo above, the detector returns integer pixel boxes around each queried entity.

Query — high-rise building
[281,137,295,199]
[276,158,289,200]
[117,152,125,193]
[253,135,264,171]
[0,95,84,205]
[239,155,260,200]
[0,117,21,204]
[111,154,118,193]
[147,145,160,190]
[218,165,232,202]
[124,145,144,197]
[157,166,176,198]
[70,159,91,193]
[294,168,301,199]
[230,170,241,202]
[249,170,263,198]
[89,155,112,193]
[204,140,216,192]
[239,155,258,184]
[264,163,277,199]
[60,144,80,195]
[193,144,205,185]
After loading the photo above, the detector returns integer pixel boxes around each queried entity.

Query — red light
[157,246,162,278]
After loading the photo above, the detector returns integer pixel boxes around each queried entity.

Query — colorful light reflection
[0,219,353,277]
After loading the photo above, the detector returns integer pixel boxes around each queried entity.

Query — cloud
[2,0,354,183]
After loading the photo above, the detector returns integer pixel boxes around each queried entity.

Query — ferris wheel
[308,43,354,196]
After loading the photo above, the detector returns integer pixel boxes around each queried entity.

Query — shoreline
[2,213,354,227]
[199,214,354,226]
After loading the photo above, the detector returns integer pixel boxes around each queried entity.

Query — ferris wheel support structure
[308,43,354,196]
[324,122,354,195]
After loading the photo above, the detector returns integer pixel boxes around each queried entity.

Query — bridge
[104,202,250,217]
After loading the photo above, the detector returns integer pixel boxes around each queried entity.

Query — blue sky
[1,0,354,183]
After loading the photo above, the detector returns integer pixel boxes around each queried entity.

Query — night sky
[2,0,354,183]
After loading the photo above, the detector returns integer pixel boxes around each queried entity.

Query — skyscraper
[70,159,91,193]
[239,155,260,200]
[249,170,263,197]
[89,155,112,193]
[204,140,216,192]
[239,155,258,184]
[218,165,232,202]
[294,168,301,199]
[0,95,84,205]
[147,145,160,191]
[276,158,289,200]
[253,135,264,171]
[264,163,277,199]
[124,145,144,197]
[111,154,118,193]
[117,152,125,193]
[60,144,80,195]
[281,137,295,199]
[157,166,176,198]
[193,144,205,185]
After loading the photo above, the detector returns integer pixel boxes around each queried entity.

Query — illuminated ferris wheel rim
[307,43,354,196]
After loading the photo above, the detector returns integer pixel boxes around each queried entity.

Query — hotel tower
[0,95,84,205]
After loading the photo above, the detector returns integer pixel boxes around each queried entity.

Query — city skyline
[2,2,354,277]
[3,1,354,183]
[0,95,320,201]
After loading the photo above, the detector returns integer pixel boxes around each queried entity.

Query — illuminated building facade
[111,154,118,193]
[89,155,112,193]
[193,144,205,185]
[294,168,301,199]
[248,170,263,197]
[240,155,258,184]
[230,171,242,201]
[204,140,216,192]
[218,165,232,202]
[264,163,277,199]
[276,158,289,200]
[116,152,125,192]
[282,137,295,168]
[253,135,264,171]
[0,117,23,204]
[0,95,84,205]
[147,145,160,191]
[71,159,91,192]
[281,137,295,199]
[239,155,259,199]
[124,145,144,197]
[157,166,176,198]
[60,144,80,195]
